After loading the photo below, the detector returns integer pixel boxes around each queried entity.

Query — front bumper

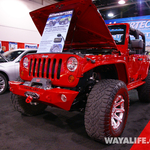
[9,81,79,111]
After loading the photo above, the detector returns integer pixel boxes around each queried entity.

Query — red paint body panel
[9,0,150,111]
[30,0,117,50]
[9,81,79,111]
[20,53,84,87]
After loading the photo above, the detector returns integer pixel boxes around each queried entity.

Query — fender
[81,54,129,84]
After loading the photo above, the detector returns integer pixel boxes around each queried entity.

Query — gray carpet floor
[0,90,149,150]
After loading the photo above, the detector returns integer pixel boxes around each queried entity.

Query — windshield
[0,54,7,62]
[3,50,24,61]
[108,25,126,45]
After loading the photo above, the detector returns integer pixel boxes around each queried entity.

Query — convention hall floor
[0,90,149,150]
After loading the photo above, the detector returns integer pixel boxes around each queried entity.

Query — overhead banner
[37,10,73,53]
[105,15,150,49]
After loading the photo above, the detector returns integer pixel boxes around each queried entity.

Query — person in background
[0,46,6,54]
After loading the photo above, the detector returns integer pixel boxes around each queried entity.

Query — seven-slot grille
[29,58,62,80]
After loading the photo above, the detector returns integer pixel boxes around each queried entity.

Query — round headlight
[23,57,29,68]
[67,57,78,72]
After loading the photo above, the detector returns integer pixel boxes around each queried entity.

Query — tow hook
[24,92,39,104]
[26,96,33,103]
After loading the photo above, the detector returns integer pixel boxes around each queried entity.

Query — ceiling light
[118,0,125,5]
[108,13,114,17]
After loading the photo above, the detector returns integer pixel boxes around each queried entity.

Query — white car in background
[0,49,37,94]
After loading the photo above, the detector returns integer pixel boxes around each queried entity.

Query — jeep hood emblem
[42,55,48,58]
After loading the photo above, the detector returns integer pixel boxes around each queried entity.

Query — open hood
[30,0,117,50]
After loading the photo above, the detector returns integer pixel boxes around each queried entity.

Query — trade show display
[1,0,150,149]
[8,0,150,144]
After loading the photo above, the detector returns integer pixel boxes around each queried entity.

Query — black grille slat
[46,59,51,78]
[33,59,37,77]
[37,59,41,77]
[57,59,62,79]
[42,59,46,77]
[29,59,33,76]
[52,59,56,79]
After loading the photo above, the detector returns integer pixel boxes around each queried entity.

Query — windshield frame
[108,24,126,45]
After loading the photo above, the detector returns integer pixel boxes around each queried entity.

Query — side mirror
[131,39,143,50]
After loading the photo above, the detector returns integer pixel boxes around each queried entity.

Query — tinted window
[108,25,126,45]
[0,55,7,62]
[17,50,37,62]
[21,50,37,58]
[4,50,24,61]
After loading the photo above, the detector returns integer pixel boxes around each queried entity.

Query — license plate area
[25,91,39,100]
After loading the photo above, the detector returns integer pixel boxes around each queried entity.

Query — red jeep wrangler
[9,0,150,143]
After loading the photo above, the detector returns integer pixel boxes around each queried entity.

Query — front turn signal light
[68,75,75,83]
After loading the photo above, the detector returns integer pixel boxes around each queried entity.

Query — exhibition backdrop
[105,15,150,50]
[0,41,39,51]
[1,15,150,52]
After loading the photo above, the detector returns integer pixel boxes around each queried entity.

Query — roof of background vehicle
[3,49,37,55]
[3,49,37,62]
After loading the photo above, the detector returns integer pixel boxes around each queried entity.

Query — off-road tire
[11,77,47,116]
[0,73,8,95]
[137,70,150,102]
[84,79,129,143]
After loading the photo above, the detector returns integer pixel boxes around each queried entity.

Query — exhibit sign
[25,44,37,49]
[37,10,73,53]
[105,15,150,49]
[9,42,17,50]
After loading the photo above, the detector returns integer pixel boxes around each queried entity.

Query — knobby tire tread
[84,79,129,143]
